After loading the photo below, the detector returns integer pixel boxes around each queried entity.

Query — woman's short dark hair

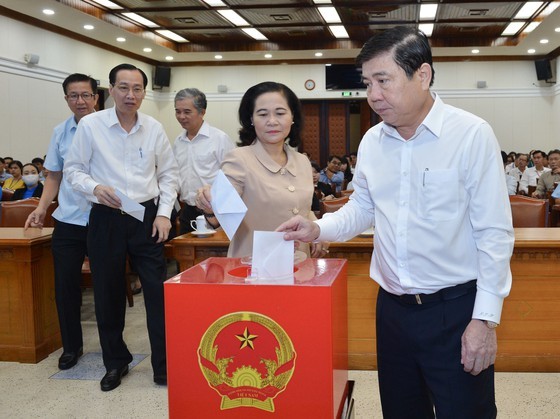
[22,163,39,173]
[9,160,23,172]
[238,81,302,147]
[356,26,435,87]
[310,161,321,173]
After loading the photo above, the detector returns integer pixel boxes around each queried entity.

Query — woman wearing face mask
[3,160,25,191]
[12,163,44,200]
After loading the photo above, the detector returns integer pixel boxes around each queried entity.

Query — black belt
[92,199,156,215]
[388,279,477,305]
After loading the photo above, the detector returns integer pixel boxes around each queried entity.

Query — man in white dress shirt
[278,27,513,418]
[518,150,550,195]
[64,64,178,391]
[172,88,234,233]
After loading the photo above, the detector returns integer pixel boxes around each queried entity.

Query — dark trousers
[52,220,88,353]
[178,203,201,234]
[88,201,167,375]
[376,285,496,419]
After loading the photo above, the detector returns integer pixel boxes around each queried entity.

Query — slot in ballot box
[164,257,349,418]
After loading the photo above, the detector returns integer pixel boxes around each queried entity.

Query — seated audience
[3,160,25,190]
[340,155,353,186]
[0,157,12,186]
[32,157,46,181]
[310,161,335,212]
[12,163,44,200]
[518,150,550,195]
[319,155,344,193]
[533,149,560,198]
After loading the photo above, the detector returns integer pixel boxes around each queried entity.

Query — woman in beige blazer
[196,81,328,258]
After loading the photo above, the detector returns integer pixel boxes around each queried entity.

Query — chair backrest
[0,198,57,227]
[1,188,14,202]
[320,195,350,216]
[509,195,549,227]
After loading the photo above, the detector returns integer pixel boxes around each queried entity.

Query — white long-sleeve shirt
[518,166,551,194]
[316,94,514,324]
[173,121,234,206]
[64,107,178,218]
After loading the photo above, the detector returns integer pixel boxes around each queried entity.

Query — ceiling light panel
[90,0,123,10]
[218,10,249,27]
[328,25,348,38]
[419,4,438,20]
[515,2,544,19]
[155,30,189,42]
[318,7,342,24]
[121,12,158,28]
[242,28,268,40]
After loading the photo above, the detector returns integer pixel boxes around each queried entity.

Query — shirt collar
[181,120,209,142]
[108,106,142,131]
[251,140,298,176]
[380,92,442,141]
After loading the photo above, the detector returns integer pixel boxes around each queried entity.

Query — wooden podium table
[164,257,349,418]
[0,227,61,363]
[171,228,560,372]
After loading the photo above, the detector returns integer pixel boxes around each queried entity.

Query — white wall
[1,14,559,163]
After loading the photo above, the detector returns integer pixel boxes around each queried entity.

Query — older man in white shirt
[172,88,234,233]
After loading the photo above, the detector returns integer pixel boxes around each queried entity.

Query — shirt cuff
[472,287,504,324]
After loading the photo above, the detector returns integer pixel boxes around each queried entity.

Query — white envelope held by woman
[211,170,248,240]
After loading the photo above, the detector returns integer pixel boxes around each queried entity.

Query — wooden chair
[1,188,14,202]
[0,198,57,227]
[320,195,350,217]
[509,195,549,227]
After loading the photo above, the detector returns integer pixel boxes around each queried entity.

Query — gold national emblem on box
[198,311,297,412]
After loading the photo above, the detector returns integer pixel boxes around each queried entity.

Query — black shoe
[154,374,167,386]
[132,286,142,295]
[58,347,83,370]
[100,365,129,392]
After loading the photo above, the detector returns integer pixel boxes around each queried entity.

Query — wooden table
[0,227,61,363]
[171,228,560,372]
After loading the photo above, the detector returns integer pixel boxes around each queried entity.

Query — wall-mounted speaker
[153,66,171,88]
[217,84,228,93]
[535,59,553,81]
[24,53,40,65]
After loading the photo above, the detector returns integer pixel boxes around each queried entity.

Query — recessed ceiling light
[502,22,524,36]
[165,56,174,61]
[121,12,158,28]
[523,22,540,33]
[143,47,152,52]
[218,10,249,27]
[318,7,342,24]
[42,9,55,15]
[264,53,272,58]
[418,23,434,37]
[116,37,126,42]
[202,0,226,6]
[471,49,480,54]
[315,52,323,57]
[528,49,536,54]
[540,39,549,44]
[83,24,94,30]
[555,27,560,32]
[155,30,189,43]
[242,28,268,40]
[515,2,544,19]
[90,0,123,10]
[328,25,349,39]
[214,55,223,59]
[419,4,438,20]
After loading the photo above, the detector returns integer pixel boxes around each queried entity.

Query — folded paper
[252,231,294,283]
[211,170,247,240]
[115,189,145,222]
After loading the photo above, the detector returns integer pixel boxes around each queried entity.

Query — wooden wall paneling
[327,102,349,159]
[300,102,322,163]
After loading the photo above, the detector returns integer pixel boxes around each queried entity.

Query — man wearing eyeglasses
[64,64,178,391]
[319,155,344,193]
[25,73,98,372]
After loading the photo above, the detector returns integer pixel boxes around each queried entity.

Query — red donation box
[164,257,349,418]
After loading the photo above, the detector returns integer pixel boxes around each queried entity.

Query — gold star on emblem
[235,327,258,350]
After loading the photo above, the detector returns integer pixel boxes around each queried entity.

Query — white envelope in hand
[251,231,294,283]
[115,189,145,222]
[211,170,247,240]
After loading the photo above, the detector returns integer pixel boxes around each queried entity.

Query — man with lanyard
[26,73,98,371]
[278,27,514,418]
[64,63,178,391]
